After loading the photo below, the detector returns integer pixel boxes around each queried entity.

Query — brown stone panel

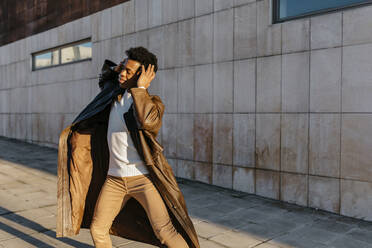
[341,179,372,221]
[80,0,91,16]
[280,172,308,206]
[255,114,281,171]
[46,9,61,31]
[193,113,213,163]
[88,0,101,14]
[35,0,48,19]
[25,4,35,23]
[194,161,212,184]
[233,166,255,194]
[309,175,340,213]
[0,1,7,21]
[35,16,49,34]
[7,2,16,33]
[14,26,26,42]
[0,0,130,46]
[213,113,233,165]
[256,169,280,200]
[341,114,372,182]
[281,113,309,174]
[71,0,84,20]
[309,114,340,178]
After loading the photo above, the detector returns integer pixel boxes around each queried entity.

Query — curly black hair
[124,46,158,73]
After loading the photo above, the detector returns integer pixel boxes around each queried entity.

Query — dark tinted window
[274,0,372,22]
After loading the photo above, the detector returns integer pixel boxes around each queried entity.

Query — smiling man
[56,47,200,248]
[89,47,189,248]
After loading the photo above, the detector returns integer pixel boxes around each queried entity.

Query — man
[56,47,200,248]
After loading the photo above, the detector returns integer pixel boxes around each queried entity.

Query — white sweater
[106,89,150,177]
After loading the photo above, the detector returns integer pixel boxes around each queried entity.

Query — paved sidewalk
[1,136,372,248]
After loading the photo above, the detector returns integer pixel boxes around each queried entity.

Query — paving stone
[189,201,243,222]
[236,222,285,242]
[327,235,372,248]
[222,196,259,209]
[268,237,324,248]
[53,228,95,247]
[111,234,136,247]
[194,221,231,239]
[199,238,227,248]
[271,224,340,246]
[213,207,272,229]
[345,228,372,244]
[356,221,372,231]
[308,218,356,234]
[253,242,279,248]
[186,192,228,209]
[117,241,156,247]
[39,205,57,215]
[209,229,262,247]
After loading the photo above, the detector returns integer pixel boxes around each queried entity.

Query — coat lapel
[123,103,200,248]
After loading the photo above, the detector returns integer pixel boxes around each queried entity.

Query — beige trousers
[89,173,189,248]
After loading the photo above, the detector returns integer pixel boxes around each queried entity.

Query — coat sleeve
[98,59,119,90]
[129,87,165,136]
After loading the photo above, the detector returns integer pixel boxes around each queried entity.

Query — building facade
[1,0,372,221]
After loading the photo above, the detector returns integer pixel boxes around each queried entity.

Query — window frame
[31,38,92,71]
[273,0,372,23]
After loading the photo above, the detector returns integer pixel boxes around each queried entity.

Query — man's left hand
[137,64,155,89]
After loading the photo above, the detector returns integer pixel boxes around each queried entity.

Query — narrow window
[61,41,92,64]
[32,39,91,71]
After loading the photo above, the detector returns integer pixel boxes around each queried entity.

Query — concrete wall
[1,0,372,221]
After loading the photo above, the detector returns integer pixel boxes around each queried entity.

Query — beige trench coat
[56,63,200,248]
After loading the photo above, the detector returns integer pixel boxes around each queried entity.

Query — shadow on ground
[0,206,93,248]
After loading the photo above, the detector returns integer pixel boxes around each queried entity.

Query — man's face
[118,58,142,88]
